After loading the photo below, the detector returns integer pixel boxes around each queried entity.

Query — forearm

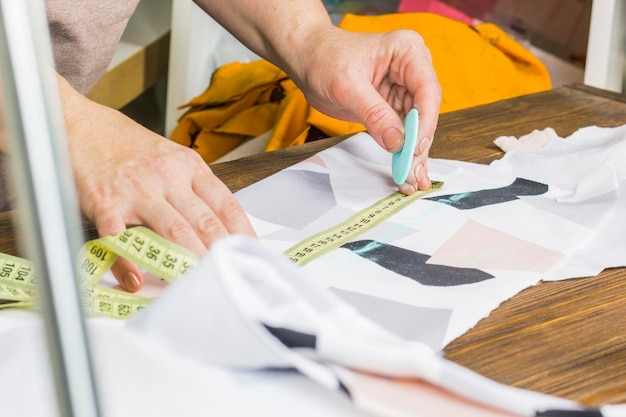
[193,0,334,81]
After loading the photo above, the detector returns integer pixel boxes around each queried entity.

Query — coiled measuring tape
[0,181,442,318]
[0,227,197,319]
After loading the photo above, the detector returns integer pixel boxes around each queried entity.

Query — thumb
[351,81,440,157]
[351,85,406,153]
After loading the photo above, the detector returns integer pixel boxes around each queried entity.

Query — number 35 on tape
[0,181,442,318]
[0,226,198,319]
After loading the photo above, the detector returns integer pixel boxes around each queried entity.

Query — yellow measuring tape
[0,227,198,319]
[284,181,443,265]
[0,181,442,318]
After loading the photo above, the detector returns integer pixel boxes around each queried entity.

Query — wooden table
[2,83,626,407]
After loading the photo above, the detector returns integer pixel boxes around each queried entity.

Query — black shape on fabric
[535,410,603,417]
[426,177,549,210]
[341,240,494,286]
[338,381,352,399]
[263,324,317,349]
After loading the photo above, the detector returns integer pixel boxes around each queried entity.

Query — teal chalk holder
[392,108,419,185]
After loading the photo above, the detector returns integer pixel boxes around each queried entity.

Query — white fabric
[491,124,626,279]
[2,125,626,416]
[493,127,562,152]
[129,236,580,416]
[236,129,623,350]
[0,310,362,417]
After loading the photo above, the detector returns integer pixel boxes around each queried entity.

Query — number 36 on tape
[0,226,198,319]
[0,181,443,319]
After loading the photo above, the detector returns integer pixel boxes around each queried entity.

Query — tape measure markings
[82,286,150,319]
[0,253,37,288]
[0,226,198,319]
[98,228,197,282]
[284,181,443,266]
[0,181,443,317]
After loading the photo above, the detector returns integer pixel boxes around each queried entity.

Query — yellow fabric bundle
[170,13,551,163]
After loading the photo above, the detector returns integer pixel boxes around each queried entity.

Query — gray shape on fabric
[330,288,453,351]
[426,177,548,210]
[236,170,337,229]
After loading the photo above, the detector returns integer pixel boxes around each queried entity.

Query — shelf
[87,0,172,109]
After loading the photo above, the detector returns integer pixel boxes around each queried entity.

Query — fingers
[347,81,406,154]
[397,30,442,148]
[65,88,256,295]
[348,80,435,194]
[94,209,145,293]
[93,187,247,293]
[354,31,440,193]
[110,257,143,293]
[416,136,433,190]
[146,154,257,252]
[397,135,432,195]
[408,88,439,194]
[86,150,255,293]
[191,164,257,239]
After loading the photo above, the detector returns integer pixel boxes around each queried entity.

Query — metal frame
[0,1,101,416]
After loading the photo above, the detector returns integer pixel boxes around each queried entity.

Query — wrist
[273,23,339,87]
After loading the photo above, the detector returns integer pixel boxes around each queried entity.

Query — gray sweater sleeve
[45,0,140,95]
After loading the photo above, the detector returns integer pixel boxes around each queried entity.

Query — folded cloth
[494,127,562,152]
[128,236,584,417]
[338,13,551,113]
[170,60,364,163]
[490,124,626,279]
[171,13,551,163]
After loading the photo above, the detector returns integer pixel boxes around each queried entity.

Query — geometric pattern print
[425,177,549,209]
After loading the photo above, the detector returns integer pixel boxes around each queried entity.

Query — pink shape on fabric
[427,219,566,274]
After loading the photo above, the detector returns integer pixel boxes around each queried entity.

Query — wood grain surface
[2,83,626,406]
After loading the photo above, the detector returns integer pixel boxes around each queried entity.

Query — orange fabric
[170,61,288,162]
[171,13,551,163]
[338,13,551,113]
[265,85,309,151]
[170,60,365,162]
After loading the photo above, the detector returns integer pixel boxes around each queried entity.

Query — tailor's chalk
[392,108,419,185]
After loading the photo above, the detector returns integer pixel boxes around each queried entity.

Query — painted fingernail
[123,272,141,292]
[382,127,403,152]
[418,137,431,154]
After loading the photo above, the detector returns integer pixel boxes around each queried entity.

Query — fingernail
[382,127,403,152]
[418,137,431,154]
[398,181,416,196]
[123,272,141,292]
[414,163,422,181]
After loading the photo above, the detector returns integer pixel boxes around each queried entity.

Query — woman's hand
[289,27,441,195]
[195,0,441,195]
[59,75,255,292]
